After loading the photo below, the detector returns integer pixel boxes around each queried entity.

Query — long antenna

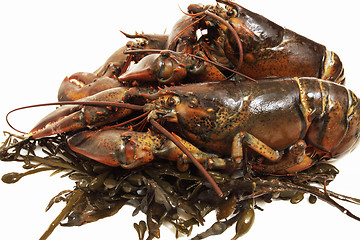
[6,101,143,134]
[150,118,223,197]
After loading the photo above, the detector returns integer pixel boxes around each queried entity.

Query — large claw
[118,51,226,85]
[67,128,163,168]
[29,87,134,139]
[67,128,226,170]
[118,53,187,85]
[58,72,123,101]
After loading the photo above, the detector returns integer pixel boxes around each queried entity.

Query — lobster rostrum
[27,77,360,190]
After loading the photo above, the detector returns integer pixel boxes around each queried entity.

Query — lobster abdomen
[300,78,360,157]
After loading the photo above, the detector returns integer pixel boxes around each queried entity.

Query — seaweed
[1,132,360,240]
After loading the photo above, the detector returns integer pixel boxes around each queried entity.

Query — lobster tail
[321,50,345,85]
[332,90,360,156]
[300,78,360,157]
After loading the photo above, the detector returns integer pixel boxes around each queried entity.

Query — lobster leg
[154,133,227,171]
[29,87,136,139]
[67,128,161,168]
[58,33,171,101]
[232,132,280,163]
[233,132,314,175]
[58,45,134,102]
[252,140,315,175]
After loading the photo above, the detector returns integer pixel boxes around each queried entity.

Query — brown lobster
[57,0,345,103]
[28,77,360,183]
[119,0,345,83]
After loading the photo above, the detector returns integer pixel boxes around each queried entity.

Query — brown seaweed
[1,132,360,240]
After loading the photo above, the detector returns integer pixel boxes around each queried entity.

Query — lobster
[27,77,360,195]
[117,0,346,84]
[57,0,345,104]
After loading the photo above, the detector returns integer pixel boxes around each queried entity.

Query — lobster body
[57,1,346,104]
[149,78,359,159]
[29,77,360,174]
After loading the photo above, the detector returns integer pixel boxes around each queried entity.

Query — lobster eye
[226,6,237,17]
[166,96,180,107]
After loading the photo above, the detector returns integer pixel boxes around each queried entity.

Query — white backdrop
[0,0,360,239]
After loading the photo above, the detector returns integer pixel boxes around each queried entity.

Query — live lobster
[58,0,345,103]
[28,76,360,177]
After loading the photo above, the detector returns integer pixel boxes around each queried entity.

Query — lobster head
[143,82,228,142]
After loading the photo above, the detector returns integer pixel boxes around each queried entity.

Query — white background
[1,0,360,239]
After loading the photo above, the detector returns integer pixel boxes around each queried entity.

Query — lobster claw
[119,50,227,85]
[119,50,198,84]
[58,72,122,101]
[67,128,161,168]
[29,87,133,139]
[118,54,162,83]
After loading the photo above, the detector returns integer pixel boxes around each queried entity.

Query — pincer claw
[29,87,134,139]
[68,129,161,168]
[58,72,122,101]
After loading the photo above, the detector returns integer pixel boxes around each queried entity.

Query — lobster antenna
[149,118,223,197]
[101,111,150,131]
[123,49,162,55]
[204,9,243,73]
[6,101,144,135]
[168,14,206,50]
